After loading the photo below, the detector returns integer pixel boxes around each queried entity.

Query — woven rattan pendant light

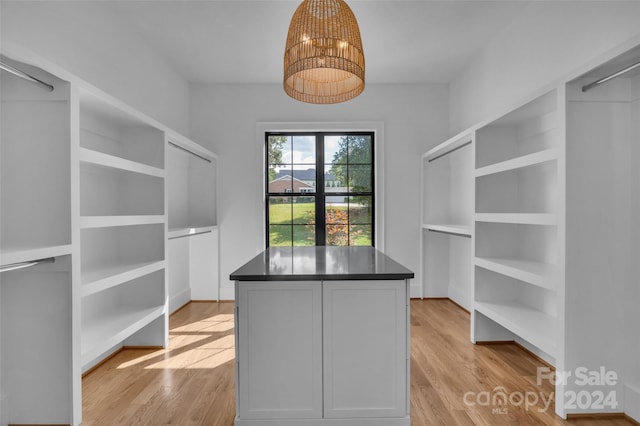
[283,0,365,104]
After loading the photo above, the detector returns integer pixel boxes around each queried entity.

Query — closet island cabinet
[1,52,219,425]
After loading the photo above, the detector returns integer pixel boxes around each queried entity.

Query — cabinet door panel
[237,281,322,419]
[323,280,407,418]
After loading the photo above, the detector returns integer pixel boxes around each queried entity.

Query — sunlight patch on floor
[145,347,235,370]
[115,350,164,369]
[168,332,213,350]
[171,320,233,333]
[202,313,234,322]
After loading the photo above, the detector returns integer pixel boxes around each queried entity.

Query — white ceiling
[103,0,530,85]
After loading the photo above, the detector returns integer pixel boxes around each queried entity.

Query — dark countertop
[230,246,414,281]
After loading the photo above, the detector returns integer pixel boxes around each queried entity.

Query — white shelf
[475,148,558,178]
[475,257,556,290]
[422,223,472,238]
[81,304,165,365]
[81,260,165,297]
[79,147,165,178]
[80,215,165,228]
[167,225,217,240]
[475,213,556,225]
[474,300,557,356]
[79,88,165,169]
[1,244,73,267]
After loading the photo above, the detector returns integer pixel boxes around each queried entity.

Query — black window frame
[265,131,375,247]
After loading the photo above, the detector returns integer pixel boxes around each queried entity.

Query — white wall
[625,75,640,421]
[0,1,190,135]
[450,1,640,133]
[190,83,449,299]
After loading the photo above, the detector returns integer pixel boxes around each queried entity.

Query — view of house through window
[266,132,374,247]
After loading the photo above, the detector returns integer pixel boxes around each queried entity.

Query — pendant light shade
[283,0,365,104]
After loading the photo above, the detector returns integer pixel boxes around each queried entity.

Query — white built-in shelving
[81,260,165,297]
[167,225,218,240]
[475,148,558,177]
[80,215,165,228]
[79,147,164,178]
[78,87,167,372]
[472,88,561,362]
[1,63,71,258]
[166,136,217,233]
[427,44,640,421]
[419,131,473,309]
[474,256,556,290]
[166,134,219,309]
[80,270,165,366]
[421,223,472,238]
[1,50,220,425]
[1,57,79,425]
[80,224,165,294]
[474,299,557,355]
[475,213,557,225]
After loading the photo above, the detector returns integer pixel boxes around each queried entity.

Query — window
[266,132,374,247]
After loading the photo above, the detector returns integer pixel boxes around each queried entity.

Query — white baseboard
[514,337,555,366]
[409,282,422,298]
[625,381,640,422]
[82,343,123,374]
[219,286,235,301]
[169,288,191,314]
[448,285,470,311]
[235,416,409,426]
[0,393,6,426]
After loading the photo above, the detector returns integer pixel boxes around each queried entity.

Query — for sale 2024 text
[538,366,619,411]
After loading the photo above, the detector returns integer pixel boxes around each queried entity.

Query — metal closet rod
[582,59,640,92]
[428,140,472,163]
[168,141,211,163]
[428,228,472,238]
[168,230,212,240]
[0,60,54,92]
[0,257,55,273]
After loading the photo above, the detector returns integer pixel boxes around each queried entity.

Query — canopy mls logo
[462,366,619,414]
[462,386,554,414]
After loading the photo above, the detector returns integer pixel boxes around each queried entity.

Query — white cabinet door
[323,280,408,418]
[189,229,218,300]
[237,281,323,420]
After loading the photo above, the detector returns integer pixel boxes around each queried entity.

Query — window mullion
[316,134,325,245]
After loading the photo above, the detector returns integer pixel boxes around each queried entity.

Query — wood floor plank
[82,299,635,425]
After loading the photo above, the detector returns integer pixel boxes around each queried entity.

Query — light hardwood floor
[83,299,636,425]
